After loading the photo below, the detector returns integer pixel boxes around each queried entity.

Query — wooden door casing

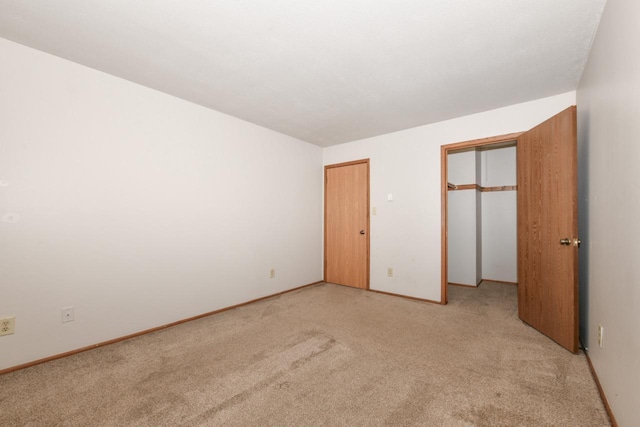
[324,160,370,289]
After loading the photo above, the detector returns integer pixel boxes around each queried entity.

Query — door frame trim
[440,133,522,304]
[324,159,371,289]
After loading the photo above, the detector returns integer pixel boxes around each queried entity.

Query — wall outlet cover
[0,316,15,336]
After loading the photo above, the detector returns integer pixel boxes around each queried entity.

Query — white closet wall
[448,151,481,286]
[481,147,517,282]
[475,152,483,283]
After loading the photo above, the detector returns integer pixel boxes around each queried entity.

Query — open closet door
[517,106,579,353]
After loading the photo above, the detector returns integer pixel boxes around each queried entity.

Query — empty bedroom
[1,1,638,425]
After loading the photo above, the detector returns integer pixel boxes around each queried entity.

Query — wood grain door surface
[517,106,579,353]
[325,160,369,289]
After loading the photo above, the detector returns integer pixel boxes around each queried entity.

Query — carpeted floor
[0,282,609,426]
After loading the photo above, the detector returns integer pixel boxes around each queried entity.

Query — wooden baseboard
[480,279,518,286]
[0,281,323,376]
[367,288,442,305]
[583,349,618,427]
[324,282,442,305]
[448,282,480,288]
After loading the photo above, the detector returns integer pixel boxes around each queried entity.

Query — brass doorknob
[560,238,571,245]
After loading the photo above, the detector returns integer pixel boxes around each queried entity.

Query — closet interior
[447,142,517,287]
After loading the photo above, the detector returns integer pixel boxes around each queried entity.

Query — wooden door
[517,106,579,353]
[325,160,369,289]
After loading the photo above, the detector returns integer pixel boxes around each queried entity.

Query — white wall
[323,91,576,301]
[448,150,477,184]
[0,38,323,370]
[481,147,517,282]
[481,147,516,186]
[577,0,640,424]
[448,191,478,285]
[475,152,483,283]
[447,151,480,286]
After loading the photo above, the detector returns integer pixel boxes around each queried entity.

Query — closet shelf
[448,183,480,191]
[480,185,517,192]
[447,184,517,192]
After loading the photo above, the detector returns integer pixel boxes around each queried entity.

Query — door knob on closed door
[560,238,571,245]
[360,230,366,235]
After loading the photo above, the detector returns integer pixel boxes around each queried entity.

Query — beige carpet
[0,282,609,426]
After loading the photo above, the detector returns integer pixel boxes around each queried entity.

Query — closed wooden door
[325,160,369,289]
[517,106,579,353]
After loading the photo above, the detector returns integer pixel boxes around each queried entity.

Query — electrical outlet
[597,324,604,348]
[62,307,74,323]
[387,267,394,277]
[269,268,276,279]
[0,316,15,336]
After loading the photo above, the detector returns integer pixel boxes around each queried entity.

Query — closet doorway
[446,142,518,289]
[440,106,579,353]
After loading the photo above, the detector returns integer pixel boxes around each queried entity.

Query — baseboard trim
[323,282,442,305]
[481,279,518,286]
[0,280,323,376]
[448,282,479,288]
[448,280,518,288]
[367,289,442,305]
[583,349,618,427]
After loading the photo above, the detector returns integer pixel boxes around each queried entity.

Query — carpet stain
[383,379,436,425]
[260,301,283,318]
[455,403,543,427]
[179,335,340,426]
[125,392,189,425]
[274,381,290,389]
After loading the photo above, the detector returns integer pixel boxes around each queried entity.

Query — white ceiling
[0,1,606,147]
